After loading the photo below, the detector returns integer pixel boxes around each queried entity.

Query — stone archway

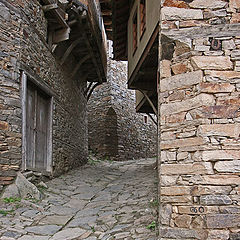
[105,107,118,157]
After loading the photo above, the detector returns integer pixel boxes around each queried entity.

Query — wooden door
[26,82,51,171]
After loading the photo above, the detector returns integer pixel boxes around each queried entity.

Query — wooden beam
[139,90,157,116]
[60,38,82,65]
[42,3,58,12]
[70,55,90,78]
[52,27,70,44]
[42,0,69,29]
[87,82,101,101]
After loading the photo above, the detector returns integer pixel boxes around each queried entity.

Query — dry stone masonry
[88,47,157,161]
[0,0,89,193]
[159,0,240,239]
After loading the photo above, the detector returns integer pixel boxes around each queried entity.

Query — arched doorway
[105,107,118,157]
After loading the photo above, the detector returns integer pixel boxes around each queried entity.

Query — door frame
[21,71,53,174]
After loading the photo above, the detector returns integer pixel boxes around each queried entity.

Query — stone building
[0,0,107,192]
[101,0,240,238]
[88,43,157,161]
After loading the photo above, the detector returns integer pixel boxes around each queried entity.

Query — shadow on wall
[105,107,118,157]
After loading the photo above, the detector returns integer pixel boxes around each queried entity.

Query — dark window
[140,0,146,38]
[133,10,138,54]
[144,115,148,124]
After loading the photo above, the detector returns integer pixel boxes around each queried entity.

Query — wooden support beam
[60,38,82,65]
[139,90,158,116]
[42,0,69,29]
[52,27,70,44]
[70,55,90,78]
[87,82,101,101]
[42,3,58,12]
[83,32,102,83]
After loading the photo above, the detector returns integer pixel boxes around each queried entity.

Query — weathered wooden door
[26,82,51,171]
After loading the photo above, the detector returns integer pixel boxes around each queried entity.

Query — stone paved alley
[0,158,158,239]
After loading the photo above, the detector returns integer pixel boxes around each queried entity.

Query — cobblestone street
[0,158,158,240]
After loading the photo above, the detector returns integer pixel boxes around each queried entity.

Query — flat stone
[161,137,206,149]
[162,7,203,20]
[161,93,215,116]
[200,82,235,93]
[171,62,188,75]
[160,204,172,225]
[222,39,236,50]
[207,230,229,240]
[0,121,9,130]
[160,60,171,78]
[231,49,240,60]
[161,70,203,92]
[39,215,73,225]
[200,195,232,206]
[207,214,240,228]
[47,205,78,215]
[161,162,213,175]
[159,227,207,239]
[192,185,232,195]
[191,56,233,70]
[214,160,240,173]
[202,150,240,161]
[190,0,227,9]
[18,236,50,240]
[49,228,86,240]
[161,175,178,186]
[161,186,191,196]
[67,216,97,227]
[163,0,189,8]
[198,124,240,138]
[229,0,240,9]
[174,214,192,228]
[231,13,240,24]
[25,225,62,235]
[22,209,39,219]
[202,175,240,185]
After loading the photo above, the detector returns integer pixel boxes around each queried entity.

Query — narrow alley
[0,158,158,240]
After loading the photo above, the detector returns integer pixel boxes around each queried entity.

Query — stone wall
[158,0,240,238]
[88,45,157,161]
[0,0,88,192]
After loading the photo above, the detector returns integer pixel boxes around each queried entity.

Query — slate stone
[25,225,62,235]
[200,195,232,205]
[207,214,240,228]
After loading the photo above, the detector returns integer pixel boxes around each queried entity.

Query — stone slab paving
[0,158,158,239]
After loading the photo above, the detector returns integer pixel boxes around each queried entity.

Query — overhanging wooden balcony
[40,0,107,87]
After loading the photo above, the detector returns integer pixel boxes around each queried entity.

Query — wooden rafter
[59,38,82,65]
[70,55,90,78]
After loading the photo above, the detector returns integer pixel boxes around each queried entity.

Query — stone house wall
[159,0,240,238]
[88,48,157,161]
[0,0,88,192]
